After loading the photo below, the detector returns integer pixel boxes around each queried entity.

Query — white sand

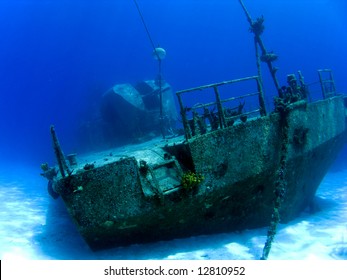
[0,164,346,260]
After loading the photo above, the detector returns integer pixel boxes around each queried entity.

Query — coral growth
[181,171,204,190]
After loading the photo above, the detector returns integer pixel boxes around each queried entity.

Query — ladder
[318,69,337,99]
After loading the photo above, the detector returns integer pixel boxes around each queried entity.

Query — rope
[132,0,165,138]
[132,0,160,60]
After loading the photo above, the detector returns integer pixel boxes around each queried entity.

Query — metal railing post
[256,77,267,116]
[176,92,192,140]
[213,86,226,129]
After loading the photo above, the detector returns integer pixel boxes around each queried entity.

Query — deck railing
[176,75,266,140]
[304,69,337,102]
[318,69,337,99]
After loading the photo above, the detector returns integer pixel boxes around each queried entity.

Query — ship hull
[54,96,346,250]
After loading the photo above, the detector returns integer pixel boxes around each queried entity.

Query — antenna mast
[132,0,166,138]
[238,0,282,98]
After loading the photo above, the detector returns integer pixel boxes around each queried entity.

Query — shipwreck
[41,1,347,259]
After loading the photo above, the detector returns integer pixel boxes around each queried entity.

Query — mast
[50,125,71,178]
[133,0,166,138]
[238,0,282,98]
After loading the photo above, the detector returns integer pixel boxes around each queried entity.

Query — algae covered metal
[40,1,347,256]
[42,79,347,251]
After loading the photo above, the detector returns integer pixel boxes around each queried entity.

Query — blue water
[0,0,347,260]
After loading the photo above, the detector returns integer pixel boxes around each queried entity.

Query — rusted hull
[53,96,347,250]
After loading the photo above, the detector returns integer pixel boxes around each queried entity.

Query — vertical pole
[176,92,192,140]
[192,111,201,136]
[50,125,70,178]
[239,0,282,97]
[254,39,267,116]
[213,86,226,129]
[238,0,253,26]
[255,36,282,97]
[329,70,336,96]
[158,59,165,139]
[318,70,326,99]
[256,78,267,117]
[298,70,310,102]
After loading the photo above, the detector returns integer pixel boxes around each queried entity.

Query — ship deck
[71,135,185,172]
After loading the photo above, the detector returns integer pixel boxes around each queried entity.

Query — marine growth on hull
[40,0,347,259]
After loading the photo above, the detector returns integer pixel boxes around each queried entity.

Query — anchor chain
[261,108,289,260]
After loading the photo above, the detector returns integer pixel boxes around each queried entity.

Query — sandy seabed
[0,164,346,260]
